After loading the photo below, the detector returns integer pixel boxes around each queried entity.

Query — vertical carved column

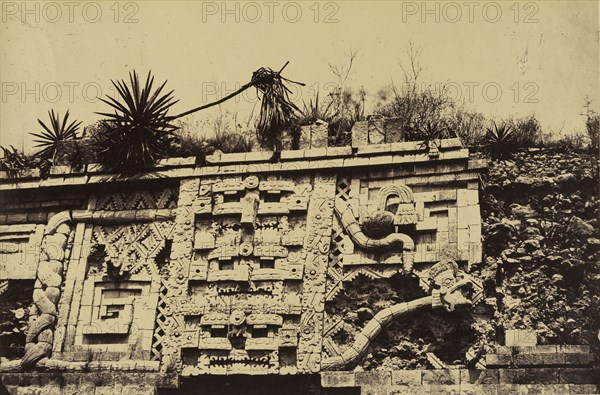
[297,173,336,373]
[22,216,74,368]
[53,222,86,355]
[160,178,199,372]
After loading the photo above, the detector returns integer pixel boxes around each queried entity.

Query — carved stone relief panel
[74,275,159,357]
[322,174,484,368]
[163,174,336,376]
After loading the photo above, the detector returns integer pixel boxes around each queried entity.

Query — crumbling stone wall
[0,281,33,359]
[324,275,493,370]
[480,148,599,360]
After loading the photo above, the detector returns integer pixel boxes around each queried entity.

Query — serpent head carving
[429,260,484,312]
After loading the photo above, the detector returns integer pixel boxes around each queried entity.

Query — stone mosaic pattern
[0,140,487,377]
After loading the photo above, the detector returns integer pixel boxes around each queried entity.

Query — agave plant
[485,121,514,155]
[411,117,453,152]
[95,70,179,172]
[0,146,31,176]
[30,110,81,165]
[0,145,50,178]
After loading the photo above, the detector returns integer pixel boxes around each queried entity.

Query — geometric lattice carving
[91,222,175,276]
[151,281,169,361]
[95,188,178,211]
[335,176,351,202]
[325,175,356,302]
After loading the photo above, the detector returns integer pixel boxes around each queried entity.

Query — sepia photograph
[0,1,599,394]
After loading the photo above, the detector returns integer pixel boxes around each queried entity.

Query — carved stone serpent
[334,199,415,273]
[326,199,483,371]
[321,297,433,370]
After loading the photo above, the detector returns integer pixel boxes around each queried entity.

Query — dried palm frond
[172,61,304,150]
[252,64,303,149]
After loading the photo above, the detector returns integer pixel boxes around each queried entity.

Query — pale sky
[1,0,599,151]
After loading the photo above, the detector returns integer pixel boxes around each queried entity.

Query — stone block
[460,369,500,384]
[355,370,391,387]
[326,146,352,157]
[351,121,369,147]
[422,369,461,385]
[499,368,559,384]
[530,384,571,394]
[360,386,389,395]
[429,384,461,394]
[391,370,422,385]
[512,353,547,366]
[439,138,463,149]
[569,384,599,394]
[320,371,356,388]
[459,383,499,395]
[357,144,391,156]
[558,368,599,384]
[505,329,537,346]
[343,157,370,168]
[514,384,547,394]
[384,117,404,142]
[280,149,305,160]
[95,385,124,395]
[120,385,156,395]
[495,345,558,354]
[367,117,385,144]
[494,384,521,394]
[304,147,328,159]
[311,121,329,148]
[559,345,590,354]
[564,353,593,366]
[387,384,428,394]
[369,155,393,166]
[541,353,567,365]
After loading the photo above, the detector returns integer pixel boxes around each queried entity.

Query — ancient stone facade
[0,121,597,394]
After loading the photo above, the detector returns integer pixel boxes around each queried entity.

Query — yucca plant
[485,121,515,155]
[95,70,179,172]
[30,110,81,165]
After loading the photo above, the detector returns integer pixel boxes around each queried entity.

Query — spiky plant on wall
[30,110,81,165]
[0,146,35,177]
[95,70,178,173]
[485,121,515,156]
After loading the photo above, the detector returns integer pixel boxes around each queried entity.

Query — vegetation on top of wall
[30,110,81,166]
[0,146,44,177]
[1,57,598,177]
[93,70,179,173]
